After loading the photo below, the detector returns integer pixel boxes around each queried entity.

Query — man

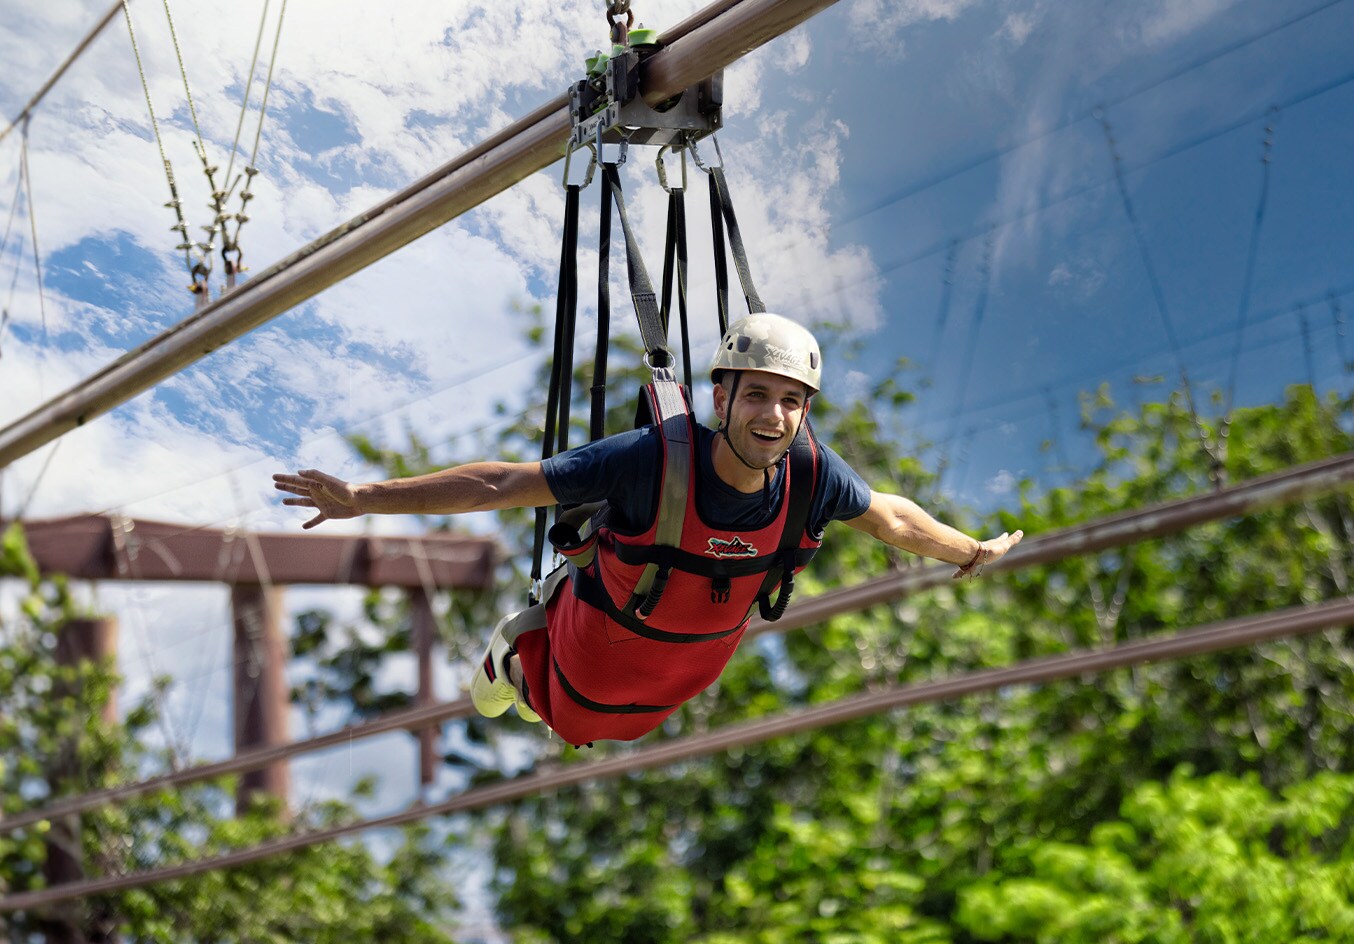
[275,313,1022,746]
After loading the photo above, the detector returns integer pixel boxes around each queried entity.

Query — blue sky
[3,0,1350,520]
[1,0,1351,928]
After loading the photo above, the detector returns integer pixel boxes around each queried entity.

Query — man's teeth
[753,430,780,441]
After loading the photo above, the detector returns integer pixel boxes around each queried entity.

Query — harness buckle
[711,575,731,604]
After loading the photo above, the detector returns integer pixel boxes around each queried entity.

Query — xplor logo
[706,536,758,558]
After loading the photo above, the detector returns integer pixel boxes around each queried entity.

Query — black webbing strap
[591,176,613,443]
[553,658,676,714]
[708,165,766,316]
[611,541,818,577]
[709,173,729,335]
[660,188,694,389]
[753,419,819,622]
[603,163,671,370]
[531,184,582,599]
[569,566,744,644]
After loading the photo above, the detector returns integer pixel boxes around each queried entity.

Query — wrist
[349,482,373,514]
[957,540,984,571]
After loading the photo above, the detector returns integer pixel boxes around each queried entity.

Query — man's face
[715,370,809,469]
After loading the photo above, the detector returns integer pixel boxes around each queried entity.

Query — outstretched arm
[273,461,555,530]
[844,490,1023,577]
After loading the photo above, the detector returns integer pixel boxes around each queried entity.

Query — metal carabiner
[595,120,630,168]
[562,142,598,189]
[656,144,687,193]
[689,133,725,174]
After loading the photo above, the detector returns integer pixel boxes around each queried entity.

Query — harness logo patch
[706,536,758,558]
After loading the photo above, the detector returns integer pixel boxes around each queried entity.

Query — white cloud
[1000,11,1037,45]
[985,468,1016,495]
[848,0,984,56]
[1138,0,1239,46]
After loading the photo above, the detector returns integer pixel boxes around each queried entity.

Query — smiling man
[274,314,1022,745]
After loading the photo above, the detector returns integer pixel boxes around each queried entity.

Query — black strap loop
[661,188,694,389]
[757,554,795,621]
[708,172,729,335]
[532,184,582,597]
[554,658,675,715]
[591,175,613,443]
[635,565,671,619]
[708,165,765,316]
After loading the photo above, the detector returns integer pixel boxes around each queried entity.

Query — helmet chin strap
[718,372,773,470]
[717,370,809,512]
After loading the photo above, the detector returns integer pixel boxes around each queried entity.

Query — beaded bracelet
[955,543,985,577]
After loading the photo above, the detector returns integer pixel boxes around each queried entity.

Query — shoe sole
[470,635,515,718]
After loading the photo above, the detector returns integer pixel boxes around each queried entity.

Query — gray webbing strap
[628,379,691,605]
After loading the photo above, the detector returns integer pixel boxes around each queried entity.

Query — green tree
[482,382,1352,942]
[955,768,1354,944]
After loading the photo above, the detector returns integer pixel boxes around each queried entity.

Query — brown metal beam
[0,0,845,469]
[232,585,291,812]
[3,450,1349,835]
[12,514,497,589]
[411,587,438,787]
[5,595,1351,912]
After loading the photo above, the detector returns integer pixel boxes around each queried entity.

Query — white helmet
[710,313,822,395]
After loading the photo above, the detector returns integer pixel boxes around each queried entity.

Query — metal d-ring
[643,347,675,375]
[656,144,687,193]
[562,142,598,189]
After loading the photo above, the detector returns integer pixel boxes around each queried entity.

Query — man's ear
[712,380,728,424]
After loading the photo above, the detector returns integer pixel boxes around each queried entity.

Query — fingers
[276,470,340,530]
[298,468,345,489]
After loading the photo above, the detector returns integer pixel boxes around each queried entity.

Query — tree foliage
[477,379,1353,942]
[0,523,462,942]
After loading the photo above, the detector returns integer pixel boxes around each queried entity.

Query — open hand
[952,529,1024,578]
[273,469,361,530]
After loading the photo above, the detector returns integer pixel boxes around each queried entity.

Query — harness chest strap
[621,379,819,624]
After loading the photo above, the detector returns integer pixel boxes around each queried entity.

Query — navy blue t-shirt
[542,424,873,536]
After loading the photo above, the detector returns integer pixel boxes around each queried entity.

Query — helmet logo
[761,341,809,371]
[706,536,758,559]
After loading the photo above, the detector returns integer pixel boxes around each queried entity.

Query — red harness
[513,381,821,745]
